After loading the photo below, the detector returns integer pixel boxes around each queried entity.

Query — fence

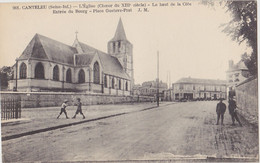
[1,97,21,120]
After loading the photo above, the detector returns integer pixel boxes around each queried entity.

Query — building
[9,19,134,95]
[226,60,250,93]
[133,80,167,100]
[172,77,227,101]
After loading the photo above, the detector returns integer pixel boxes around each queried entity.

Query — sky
[0,1,251,85]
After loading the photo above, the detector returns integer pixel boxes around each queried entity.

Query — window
[19,62,27,79]
[125,81,128,91]
[35,62,44,79]
[112,78,115,89]
[118,41,121,49]
[179,84,183,90]
[93,62,100,84]
[113,42,116,53]
[66,68,72,83]
[119,79,121,90]
[78,69,85,83]
[104,75,107,88]
[53,65,59,81]
[235,78,239,82]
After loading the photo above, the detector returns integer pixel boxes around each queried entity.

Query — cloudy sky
[0,1,250,85]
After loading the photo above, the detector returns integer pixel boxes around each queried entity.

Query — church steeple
[107,18,134,92]
[110,18,127,41]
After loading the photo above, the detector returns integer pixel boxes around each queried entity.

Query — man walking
[216,99,226,125]
[72,98,85,119]
[228,97,242,126]
[57,100,69,119]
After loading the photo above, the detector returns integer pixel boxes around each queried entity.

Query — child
[72,98,85,119]
[57,100,69,119]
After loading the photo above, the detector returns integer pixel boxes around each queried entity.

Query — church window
[53,65,59,81]
[78,69,85,83]
[104,75,107,88]
[119,79,121,90]
[35,62,44,79]
[113,42,116,53]
[112,78,115,89]
[19,62,27,79]
[66,68,72,83]
[118,41,121,50]
[125,81,128,91]
[93,62,100,84]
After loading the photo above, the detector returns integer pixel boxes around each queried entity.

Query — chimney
[229,60,234,68]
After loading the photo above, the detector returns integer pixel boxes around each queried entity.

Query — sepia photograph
[0,0,258,162]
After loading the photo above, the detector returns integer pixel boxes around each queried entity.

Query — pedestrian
[72,98,85,119]
[216,99,226,125]
[57,99,69,119]
[228,97,242,126]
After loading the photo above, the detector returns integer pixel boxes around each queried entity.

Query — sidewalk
[1,102,175,140]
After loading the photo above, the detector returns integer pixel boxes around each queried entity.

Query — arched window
[125,81,128,91]
[93,62,100,84]
[53,65,59,81]
[104,75,107,88]
[35,62,44,79]
[19,62,27,79]
[78,69,85,83]
[119,79,121,90]
[66,68,72,83]
[112,78,115,89]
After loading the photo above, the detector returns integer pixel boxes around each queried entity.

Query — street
[2,101,258,162]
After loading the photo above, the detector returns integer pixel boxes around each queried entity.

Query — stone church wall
[0,92,154,108]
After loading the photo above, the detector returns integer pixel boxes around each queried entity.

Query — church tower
[108,18,134,90]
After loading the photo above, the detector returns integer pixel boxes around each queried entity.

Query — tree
[202,0,257,76]
[224,1,257,76]
[0,66,14,90]
[0,71,8,90]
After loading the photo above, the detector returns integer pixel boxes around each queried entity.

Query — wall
[236,77,258,126]
[0,92,154,108]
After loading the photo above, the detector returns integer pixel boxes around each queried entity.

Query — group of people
[216,97,242,126]
[57,98,86,119]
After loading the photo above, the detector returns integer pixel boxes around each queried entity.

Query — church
[10,19,134,95]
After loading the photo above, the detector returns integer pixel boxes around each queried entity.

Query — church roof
[78,42,130,79]
[74,53,95,66]
[110,18,128,42]
[18,33,130,80]
[175,77,226,85]
[18,34,77,65]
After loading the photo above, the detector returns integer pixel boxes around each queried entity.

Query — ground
[1,101,259,162]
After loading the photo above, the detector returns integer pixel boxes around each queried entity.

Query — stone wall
[236,77,258,126]
[0,92,154,108]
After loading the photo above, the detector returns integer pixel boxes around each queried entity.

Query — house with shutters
[9,18,134,95]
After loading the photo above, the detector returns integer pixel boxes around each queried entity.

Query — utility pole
[157,51,159,107]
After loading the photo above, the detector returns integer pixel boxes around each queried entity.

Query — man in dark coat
[216,99,226,125]
[228,97,242,126]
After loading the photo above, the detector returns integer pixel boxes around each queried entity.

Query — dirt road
[2,101,258,162]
